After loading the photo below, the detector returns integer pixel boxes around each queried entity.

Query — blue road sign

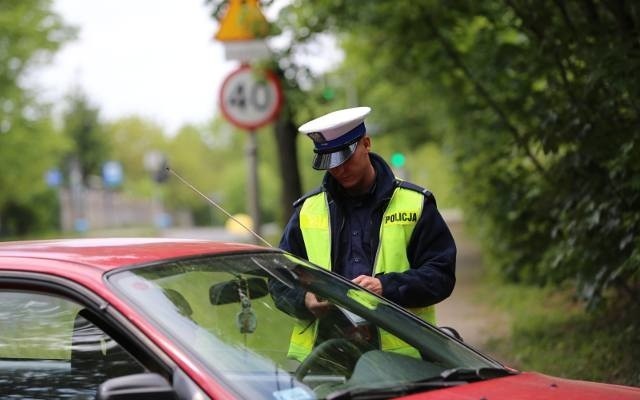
[45,169,63,187]
[103,161,123,188]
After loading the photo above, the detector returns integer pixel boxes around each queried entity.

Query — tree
[0,0,75,236]
[62,90,110,186]
[272,69,303,224]
[282,0,640,307]
[105,116,168,195]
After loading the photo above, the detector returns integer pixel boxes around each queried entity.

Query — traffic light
[321,86,335,102]
[390,152,406,168]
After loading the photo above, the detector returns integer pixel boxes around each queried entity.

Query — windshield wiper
[326,381,466,400]
[326,367,516,400]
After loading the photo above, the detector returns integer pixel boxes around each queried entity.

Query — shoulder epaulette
[395,179,433,198]
[292,187,324,208]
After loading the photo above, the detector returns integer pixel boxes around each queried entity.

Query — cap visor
[312,142,358,170]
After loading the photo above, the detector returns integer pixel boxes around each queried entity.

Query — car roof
[0,238,269,272]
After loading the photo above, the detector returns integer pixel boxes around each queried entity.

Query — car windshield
[108,251,505,399]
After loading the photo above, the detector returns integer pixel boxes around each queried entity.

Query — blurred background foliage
[276,0,640,310]
[1,0,639,384]
[0,0,73,235]
[2,0,638,311]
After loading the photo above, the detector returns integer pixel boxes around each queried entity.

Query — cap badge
[307,132,327,144]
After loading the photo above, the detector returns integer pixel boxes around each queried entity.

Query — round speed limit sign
[219,65,283,130]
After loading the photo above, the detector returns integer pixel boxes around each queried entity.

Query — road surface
[437,215,511,352]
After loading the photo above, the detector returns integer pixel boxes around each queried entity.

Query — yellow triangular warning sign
[215,0,270,42]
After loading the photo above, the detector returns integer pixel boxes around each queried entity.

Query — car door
[0,271,205,400]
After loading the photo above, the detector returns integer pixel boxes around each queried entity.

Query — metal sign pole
[246,130,261,243]
[218,65,281,246]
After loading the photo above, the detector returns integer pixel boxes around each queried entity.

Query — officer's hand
[304,292,331,318]
[352,275,382,295]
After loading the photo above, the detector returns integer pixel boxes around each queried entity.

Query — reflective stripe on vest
[288,187,435,361]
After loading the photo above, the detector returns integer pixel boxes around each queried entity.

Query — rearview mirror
[210,277,269,305]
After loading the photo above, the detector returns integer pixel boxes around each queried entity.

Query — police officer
[273,106,456,361]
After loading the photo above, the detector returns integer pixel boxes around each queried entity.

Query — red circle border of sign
[219,64,284,131]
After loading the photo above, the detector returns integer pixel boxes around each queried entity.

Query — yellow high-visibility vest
[288,186,435,361]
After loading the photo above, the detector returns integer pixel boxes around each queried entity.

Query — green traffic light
[390,152,406,168]
[322,87,335,101]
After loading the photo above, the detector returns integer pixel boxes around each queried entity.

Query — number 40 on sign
[219,65,283,131]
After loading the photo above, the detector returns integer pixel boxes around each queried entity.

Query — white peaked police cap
[298,106,372,170]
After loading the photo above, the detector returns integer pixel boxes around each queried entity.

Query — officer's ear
[362,135,371,151]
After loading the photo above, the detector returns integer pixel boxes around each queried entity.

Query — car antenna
[166,166,273,248]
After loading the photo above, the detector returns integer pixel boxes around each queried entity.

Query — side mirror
[210,277,269,305]
[97,373,175,400]
[439,326,463,341]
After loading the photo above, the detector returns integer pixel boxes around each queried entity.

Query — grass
[476,276,640,387]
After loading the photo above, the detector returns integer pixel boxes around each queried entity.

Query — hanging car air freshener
[236,281,257,334]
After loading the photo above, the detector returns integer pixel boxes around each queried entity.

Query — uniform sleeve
[271,207,313,319]
[377,197,456,308]
[268,277,313,320]
[279,207,308,259]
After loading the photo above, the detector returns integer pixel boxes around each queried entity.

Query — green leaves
[0,0,74,236]
[289,0,640,307]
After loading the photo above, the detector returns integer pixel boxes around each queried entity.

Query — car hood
[402,372,640,400]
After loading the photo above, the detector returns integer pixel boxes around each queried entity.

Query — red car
[0,238,638,400]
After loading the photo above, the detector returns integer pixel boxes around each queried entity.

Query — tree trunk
[273,99,302,228]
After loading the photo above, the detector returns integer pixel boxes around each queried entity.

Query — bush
[480,277,640,386]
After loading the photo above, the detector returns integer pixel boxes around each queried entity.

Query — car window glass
[0,290,145,399]
[110,253,499,399]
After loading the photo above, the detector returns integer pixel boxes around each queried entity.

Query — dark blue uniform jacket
[277,153,456,319]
